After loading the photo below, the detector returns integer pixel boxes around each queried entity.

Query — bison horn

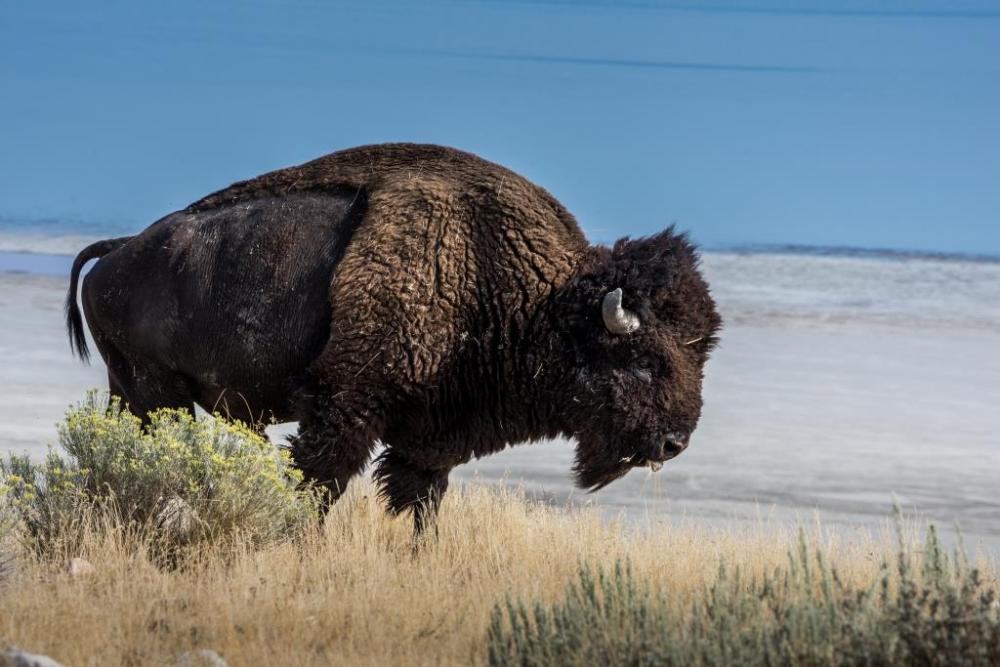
[602,288,640,335]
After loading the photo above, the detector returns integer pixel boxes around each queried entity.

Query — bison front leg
[373,448,451,537]
[290,389,386,508]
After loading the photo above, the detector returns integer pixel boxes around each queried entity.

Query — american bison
[66,143,721,532]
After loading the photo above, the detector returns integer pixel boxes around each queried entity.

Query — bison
[66,143,721,532]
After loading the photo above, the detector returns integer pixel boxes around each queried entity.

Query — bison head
[551,228,721,491]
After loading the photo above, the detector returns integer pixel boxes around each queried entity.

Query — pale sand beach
[2,249,999,550]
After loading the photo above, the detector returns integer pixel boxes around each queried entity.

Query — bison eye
[632,368,653,384]
[631,357,655,383]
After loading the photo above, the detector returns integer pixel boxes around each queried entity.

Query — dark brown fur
[66,143,721,531]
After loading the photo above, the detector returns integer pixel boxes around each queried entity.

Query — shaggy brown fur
[66,143,721,532]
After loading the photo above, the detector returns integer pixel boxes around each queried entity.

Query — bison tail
[65,236,132,363]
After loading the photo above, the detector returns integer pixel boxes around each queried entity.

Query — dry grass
[3,479,988,667]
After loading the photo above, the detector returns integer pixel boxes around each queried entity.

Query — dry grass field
[4,479,991,666]
[2,402,997,666]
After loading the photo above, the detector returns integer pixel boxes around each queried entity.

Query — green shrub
[0,393,319,560]
[0,476,18,579]
[488,525,1000,666]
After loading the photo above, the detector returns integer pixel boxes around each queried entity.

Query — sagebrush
[0,393,318,559]
[488,524,1000,666]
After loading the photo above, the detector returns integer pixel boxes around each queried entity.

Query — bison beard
[65,143,721,535]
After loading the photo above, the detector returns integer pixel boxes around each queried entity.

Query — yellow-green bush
[488,526,1000,666]
[0,393,319,560]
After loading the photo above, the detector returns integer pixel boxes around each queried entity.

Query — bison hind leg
[203,388,271,435]
[373,448,451,537]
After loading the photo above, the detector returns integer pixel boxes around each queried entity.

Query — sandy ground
[0,273,105,453]
[2,269,999,551]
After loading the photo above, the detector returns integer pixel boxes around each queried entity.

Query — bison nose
[659,432,689,460]
[643,432,689,464]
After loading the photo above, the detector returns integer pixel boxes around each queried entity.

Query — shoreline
[0,250,74,276]
[3,238,999,276]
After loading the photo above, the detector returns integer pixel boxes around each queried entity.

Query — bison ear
[602,288,640,335]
